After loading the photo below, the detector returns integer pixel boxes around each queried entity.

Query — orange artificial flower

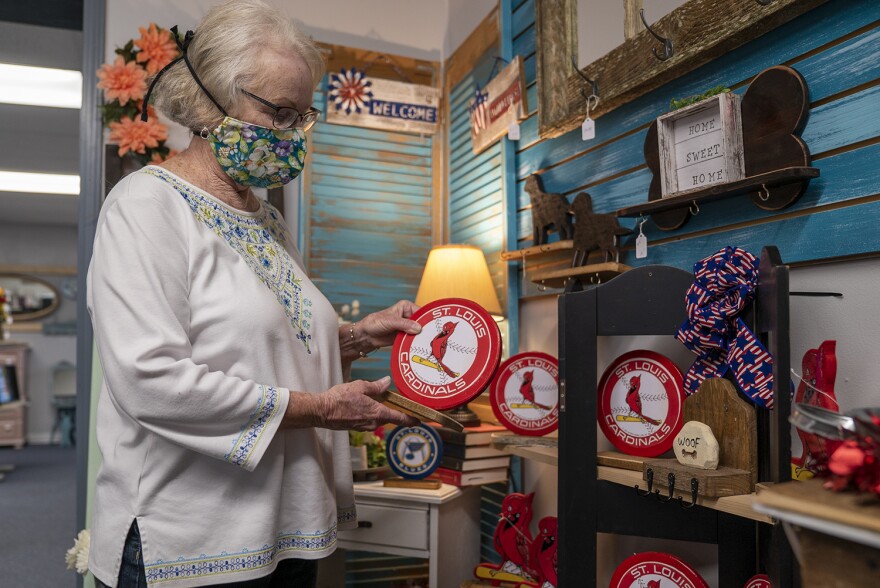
[109,116,168,156]
[96,56,147,105]
[134,23,178,75]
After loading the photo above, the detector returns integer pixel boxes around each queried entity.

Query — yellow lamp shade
[415,244,502,316]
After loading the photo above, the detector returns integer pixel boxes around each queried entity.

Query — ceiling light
[0,63,82,109]
[0,171,80,195]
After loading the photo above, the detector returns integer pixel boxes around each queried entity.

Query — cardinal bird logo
[520,371,552,410]
[624,375,661,426]
[647,581,661,588]
[531,516,557,587]
[494,492,536,579]
[429,321,459,377]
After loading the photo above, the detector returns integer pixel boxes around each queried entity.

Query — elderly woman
[87,1,420,586]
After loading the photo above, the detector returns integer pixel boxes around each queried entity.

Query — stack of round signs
[391,298,501,411]
[490,351,559,436]
[597,350,686,457]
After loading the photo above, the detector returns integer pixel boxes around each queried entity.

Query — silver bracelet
[349,323,377,358]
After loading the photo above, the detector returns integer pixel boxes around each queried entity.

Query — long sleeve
[87,185,289,472]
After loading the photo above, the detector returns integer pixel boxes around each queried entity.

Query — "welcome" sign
[326,68,440,135]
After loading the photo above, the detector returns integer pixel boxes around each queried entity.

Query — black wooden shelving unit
[557,246,794,587]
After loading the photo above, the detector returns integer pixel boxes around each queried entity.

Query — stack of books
[431,423,510,487]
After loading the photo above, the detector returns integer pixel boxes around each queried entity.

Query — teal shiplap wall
[448,47,508,313]
[307,81,434,381]
[500,0,880,283]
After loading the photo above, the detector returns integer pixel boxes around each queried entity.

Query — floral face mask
[206,117,307,189]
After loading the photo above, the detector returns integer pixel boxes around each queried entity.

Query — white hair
[152,0,325,131]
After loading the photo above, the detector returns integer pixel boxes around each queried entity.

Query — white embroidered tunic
[87,166,356,587]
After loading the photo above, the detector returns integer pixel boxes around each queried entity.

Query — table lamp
[415,244,502,427]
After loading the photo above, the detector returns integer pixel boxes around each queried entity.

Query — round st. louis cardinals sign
[610,552,708,588]
[598,350,685,457]
[391,298,501,411]
[387,424,443,479]
[490,351,559,436]
[744,575,770,588]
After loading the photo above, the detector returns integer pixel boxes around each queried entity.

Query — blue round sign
[386,424,443,479]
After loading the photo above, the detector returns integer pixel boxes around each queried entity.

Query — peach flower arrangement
[96,23,179,164]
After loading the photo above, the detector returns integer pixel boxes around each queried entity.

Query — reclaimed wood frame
[535,0,829,139]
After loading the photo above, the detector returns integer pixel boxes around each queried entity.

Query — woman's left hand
[356,300,421,349]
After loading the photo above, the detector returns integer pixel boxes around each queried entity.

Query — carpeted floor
[0,445,78,587]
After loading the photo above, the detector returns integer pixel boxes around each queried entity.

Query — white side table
[337,481,481,588]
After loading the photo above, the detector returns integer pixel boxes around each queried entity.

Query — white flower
[65,529,90,575]
[352,300,360,308]
[340,304,350,315]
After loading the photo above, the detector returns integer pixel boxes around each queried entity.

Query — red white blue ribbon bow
[675,246,775,408]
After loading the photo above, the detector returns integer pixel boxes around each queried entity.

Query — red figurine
[474,492,541,587]
[792,340,838,478]
[531,517,557,588]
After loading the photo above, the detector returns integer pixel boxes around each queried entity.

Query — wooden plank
[644,458,753,498]
[597,451,645,471]
[500,239,573,261]
[597,466,772,523]
[511,0,534,39]
[684,378,758,487]
[615,167,820,217]
[382,391,464,431]
[0,264,76,276]
[316,40,437,88]
[755,479,880,534]
[445,6,500,92]
[383,478,442,490]
[538,0,829,139]
[530,262,630,289]
[799,528,880,588]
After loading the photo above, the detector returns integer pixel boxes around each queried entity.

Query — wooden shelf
[500,239,573,262]
[615,166,820,218]
[754,479,880,548]
[530,262,631,288]
[597,465,772,524]
[491,433,558,466]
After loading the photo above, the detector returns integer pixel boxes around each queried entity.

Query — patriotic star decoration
[328,68,373,114]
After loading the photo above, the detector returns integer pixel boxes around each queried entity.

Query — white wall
[517,256,880,583]
[0,222,78,444]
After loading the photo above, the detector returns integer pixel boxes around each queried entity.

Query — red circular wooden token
[744,574,771,588]
[610,552,708,588]
[490,351,559,436]
[391,298,501,411]
[597,349,685,457]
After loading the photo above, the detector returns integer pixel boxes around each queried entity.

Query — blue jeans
[97,522,319,588]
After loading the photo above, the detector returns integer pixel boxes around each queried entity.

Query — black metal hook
[756,0,773,5]
[570,55,599,100]
[639,9,674,62]
[655,472,676,502]
[635,467,654,496]
[678,478,700,509]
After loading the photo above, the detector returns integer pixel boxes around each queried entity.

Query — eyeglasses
[240,89,321,131]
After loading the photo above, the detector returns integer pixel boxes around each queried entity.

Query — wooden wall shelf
[491,433,558,467]
[531,262,630,289]
[500,240,573,261]
[616,166,819,218]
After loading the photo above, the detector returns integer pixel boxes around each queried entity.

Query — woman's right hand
[288,376,419,431]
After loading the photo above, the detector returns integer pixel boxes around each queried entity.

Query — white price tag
[636,233,648,259]
[581,117,595,141]
[507,122,520,141]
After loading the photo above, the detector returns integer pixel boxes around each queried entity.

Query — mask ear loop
[140,26,228,125]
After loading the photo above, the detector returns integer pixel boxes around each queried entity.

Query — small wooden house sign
[327,68,440,135]
[657,93,745,197]
[469,56,528,155]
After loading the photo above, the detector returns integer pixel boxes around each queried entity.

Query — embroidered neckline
[142,166,314,353]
